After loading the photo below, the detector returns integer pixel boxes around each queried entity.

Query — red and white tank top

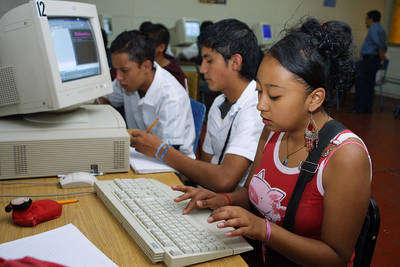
[248,130,371,239]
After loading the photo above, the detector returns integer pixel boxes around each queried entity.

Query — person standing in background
[352,10,387,114]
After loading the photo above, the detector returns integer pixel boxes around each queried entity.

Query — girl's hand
[172,185,230,214]
[208,206,266,241]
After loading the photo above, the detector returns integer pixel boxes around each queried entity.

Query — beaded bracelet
[217,193,232,205]
[159,144,172,161]
[155,142,167,159]
[265,218,271,243]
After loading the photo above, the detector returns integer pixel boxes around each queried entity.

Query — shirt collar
[224,80,256,116]
[137,62,160,105]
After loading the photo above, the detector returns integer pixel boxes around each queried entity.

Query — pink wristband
[265,219,271,242]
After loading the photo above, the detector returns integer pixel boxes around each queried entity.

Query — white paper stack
[130,147,177,174]
[0,224,117,267]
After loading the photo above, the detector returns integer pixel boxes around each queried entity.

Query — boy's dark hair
[110,30,155,65]
[142,23,170,54]
[269,18,355,109]
[200,21,213,33]
[101,28,108,48]
[198,18,261,81]
[139,21,153,32]
[367,10,381,22]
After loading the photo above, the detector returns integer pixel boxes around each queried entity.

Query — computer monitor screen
[185,21,200,38]
[252,22,273,46]
[0,0,112,117]
[170,18,200,46]
[262,24,272,39]
[49,17,100,82]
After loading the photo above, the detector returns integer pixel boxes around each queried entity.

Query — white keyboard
[95,178,253,267]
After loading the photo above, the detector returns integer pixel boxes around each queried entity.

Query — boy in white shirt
[98,30,195,158]
[131,19,263,192]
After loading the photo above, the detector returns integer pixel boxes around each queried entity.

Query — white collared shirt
[202,80,263,187]
[105,63,196,158]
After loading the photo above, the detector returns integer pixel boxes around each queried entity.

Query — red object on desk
[12,200,62,227]
[0,256,66,267]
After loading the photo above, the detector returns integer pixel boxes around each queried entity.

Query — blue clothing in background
[353,22,387,114]
[360,22,387,56]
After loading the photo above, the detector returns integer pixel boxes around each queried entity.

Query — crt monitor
[170,18,200,46]
[0,0,112,117]
[252,22,273,46]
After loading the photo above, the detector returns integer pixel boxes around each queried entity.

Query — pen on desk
[145,118,159,133]
[57,199,79,205]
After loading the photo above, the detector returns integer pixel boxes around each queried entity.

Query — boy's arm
[163,148,250,192]
[130,129,250,193]
[102,80,124,107]
[94,97,111,104]
[200,151,213,163]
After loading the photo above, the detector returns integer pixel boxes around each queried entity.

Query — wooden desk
[0,170,248,267]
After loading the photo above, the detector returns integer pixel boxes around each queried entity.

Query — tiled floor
[332,94,400,267]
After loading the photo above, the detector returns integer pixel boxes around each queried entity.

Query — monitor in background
[103,18,113,35]
[0,0,112,117]
[170,18,200,46]
[252,22,273,47]
[99,14,113,35]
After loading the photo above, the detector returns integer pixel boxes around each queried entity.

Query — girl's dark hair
[269,18,355,109]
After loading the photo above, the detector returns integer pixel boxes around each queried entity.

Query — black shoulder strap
[218,112,238,164]
[218,122,234,164]
[282,120,347,232]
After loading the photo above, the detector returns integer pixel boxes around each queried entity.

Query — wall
[2,0,398,97]
[65,0,387,55]
[384,46,400,98]
[0,0,388,57]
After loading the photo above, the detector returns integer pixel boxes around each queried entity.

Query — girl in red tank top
[249,130,370,241]
[172,18,372,266]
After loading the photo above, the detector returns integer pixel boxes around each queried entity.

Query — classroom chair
[190,98,206,154]
[182,64,200,101]
[395,104,400,119]
[353,197,380,267]
[375,59,389,112]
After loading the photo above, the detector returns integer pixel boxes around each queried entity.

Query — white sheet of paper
[130,147,177,174]
[0,224,117,267]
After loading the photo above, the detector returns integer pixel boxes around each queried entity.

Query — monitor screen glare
[262,24,272,40]
[185,21,200,38]
[49,17,100,82]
